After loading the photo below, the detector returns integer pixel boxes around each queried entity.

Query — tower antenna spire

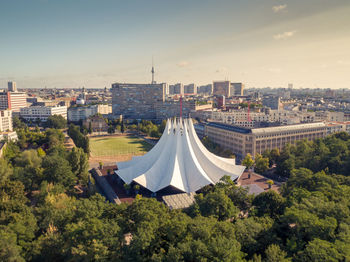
[151,56,155,84]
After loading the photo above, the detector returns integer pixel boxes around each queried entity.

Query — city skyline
[1,0,350,89]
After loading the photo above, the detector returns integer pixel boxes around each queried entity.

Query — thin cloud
[273,30,297,40]
[215,66,228,73]
[262,67,282,73]
[272,4,287,13]
[337,60,350,66]
[177,61,190,67]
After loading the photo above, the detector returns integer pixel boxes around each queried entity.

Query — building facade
[263,96,281,110]
[111,83,166,119]
[83,115,109,132]
[0,110,13,132]
[20,105,67,122]
[213,81,230,97]
[205,122,327,160]
[8,82,17,92]
[231,83,244,96]
[0,91,27,112]
[169,83,184,95]
[197,84,213,95]
[184,83,197,94]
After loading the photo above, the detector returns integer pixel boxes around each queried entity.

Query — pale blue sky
[1,0,349,89]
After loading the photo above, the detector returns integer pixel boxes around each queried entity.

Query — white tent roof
[116,118,245,193]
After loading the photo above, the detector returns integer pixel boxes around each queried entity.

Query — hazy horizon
[1,0,349,89]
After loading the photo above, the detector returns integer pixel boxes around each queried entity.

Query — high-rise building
[8,82,17,92]
[217,95,226,109]
[184,83,197,94]
[197,84,213,94]
[231,83,244,96]
[213,81,230,97]
[111,82,166,119]
[0,91,27,112]
[169,83,184,95]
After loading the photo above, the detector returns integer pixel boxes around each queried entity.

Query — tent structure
[116,118,245,193]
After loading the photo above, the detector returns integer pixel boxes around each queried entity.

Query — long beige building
[205,122,327,159]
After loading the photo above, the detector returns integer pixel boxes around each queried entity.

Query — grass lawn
[90,135,153,157]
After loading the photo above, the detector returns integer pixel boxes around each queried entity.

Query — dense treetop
[0,123,349,261]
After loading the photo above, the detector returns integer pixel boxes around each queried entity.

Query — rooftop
[207,121,326,135]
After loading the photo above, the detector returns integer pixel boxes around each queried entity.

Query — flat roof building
[8,82,17,92]
[213,81,230,97]
[0,110,13,132]
[0,91,27,112]
[205,122,327,160]
[111,82,166,120]
[231,83,244,96]
[20,105,67,122]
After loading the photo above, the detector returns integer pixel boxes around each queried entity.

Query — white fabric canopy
[116,118,245,193]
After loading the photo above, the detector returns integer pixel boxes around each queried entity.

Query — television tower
[151,57,155,84]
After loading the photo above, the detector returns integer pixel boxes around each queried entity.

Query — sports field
[90,135,153,157]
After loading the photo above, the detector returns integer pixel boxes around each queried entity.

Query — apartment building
[111,82,166,119]
[20,105,67,122]
[68,104,112,122]
[205,122,326,159]
[0,110,13,132]
[0,91,27,112]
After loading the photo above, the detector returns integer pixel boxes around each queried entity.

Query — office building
[0,91,27,112]
[20,105,67,122]
[0,110,13,132]
[184,83,197,94]
[155,100,212,119]
[205,122,326,160]
[263,96,281,110]
[217,95,225,109]
[198,84,213,95]
[213,81,230,97]
[111,82,166,119]
[231,83,244,96]
[169,83,184,95]
[8,82,17,92]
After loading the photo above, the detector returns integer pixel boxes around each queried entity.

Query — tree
[0,228,26,262]
[88,121,92,134]
[234,216,274,257]
[242,153,254,170]
[196,189,239,221]
[68,147,89,186]
[68,124,90,154]
[255,154,269,174]
[264,244,291,262]
[46,115,67,129]
[297,238,343,262]
[0,158,12,184]
[269,148,280,165]
[253,190,285,218]
[12,116,26,129]
[107,125,115,134]
[42,155,76,188]
[121,121,125,134]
